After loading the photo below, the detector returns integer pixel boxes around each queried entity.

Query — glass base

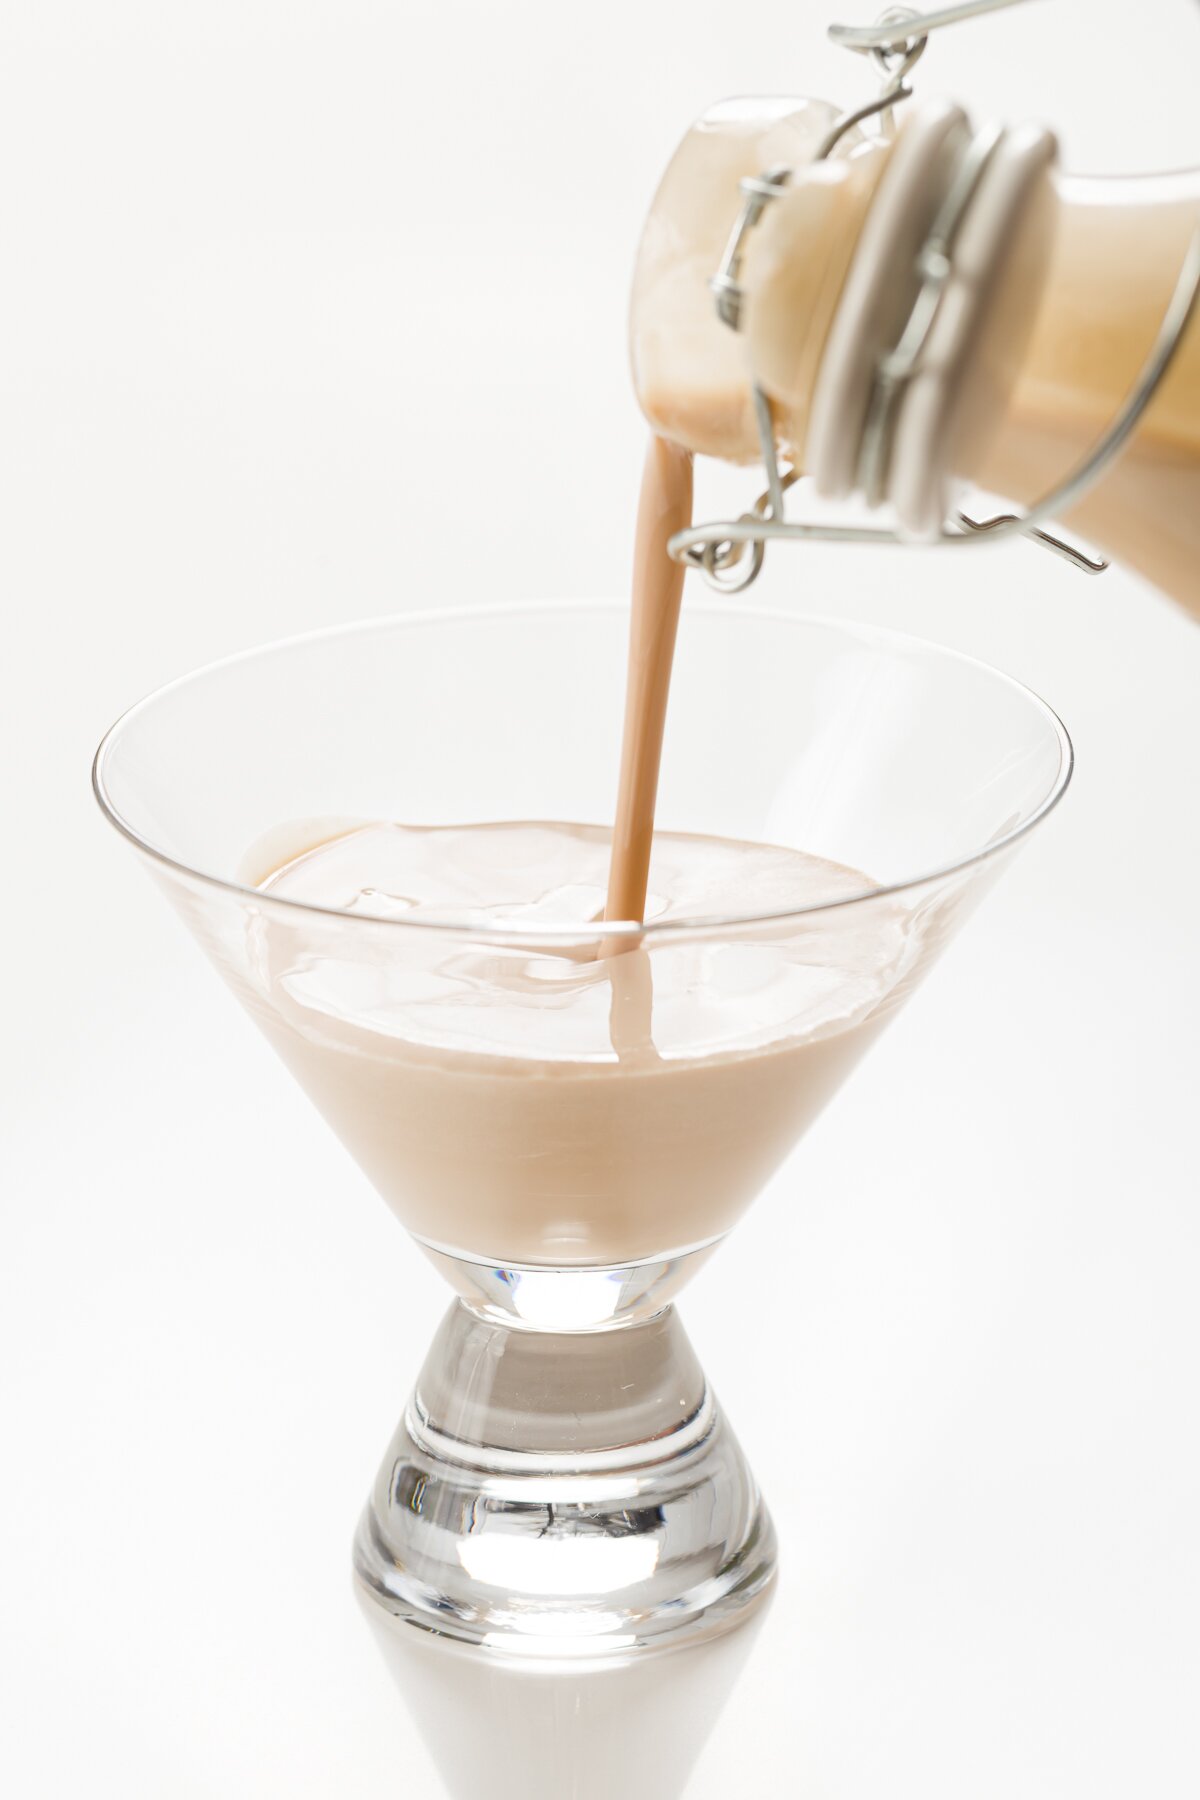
[353,1295,776,1658]
[416,1236,722,1330]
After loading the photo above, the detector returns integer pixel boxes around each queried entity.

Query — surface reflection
[361,1592,772,1800]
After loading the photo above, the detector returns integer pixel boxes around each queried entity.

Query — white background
[3,1,1199,1794]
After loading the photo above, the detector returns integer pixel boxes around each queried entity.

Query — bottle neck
[632,105,1200,612]
[972,168,1200,610]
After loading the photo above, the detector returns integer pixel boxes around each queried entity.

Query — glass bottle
[630,99,1200,613]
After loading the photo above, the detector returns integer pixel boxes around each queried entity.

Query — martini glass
[93,602,1071,1658]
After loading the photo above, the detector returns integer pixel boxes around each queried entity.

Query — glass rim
[92,598,1074,942]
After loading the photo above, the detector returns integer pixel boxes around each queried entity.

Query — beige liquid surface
[255,820,916,1266]
[245,422,937,1268]
[245,433,917,1270]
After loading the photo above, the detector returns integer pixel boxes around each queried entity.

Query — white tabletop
[3,3,1199,1794]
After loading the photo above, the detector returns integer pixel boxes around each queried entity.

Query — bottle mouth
[629,93,855,468]
[92,599,1073,946]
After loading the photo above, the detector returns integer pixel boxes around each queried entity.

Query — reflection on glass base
[353,1297,776,1657]
[417,1237,723,1331]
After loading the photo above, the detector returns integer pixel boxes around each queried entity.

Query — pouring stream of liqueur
[602,435,695,947]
